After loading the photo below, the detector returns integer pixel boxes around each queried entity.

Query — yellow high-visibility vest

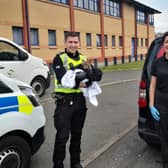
[54,52,86,93]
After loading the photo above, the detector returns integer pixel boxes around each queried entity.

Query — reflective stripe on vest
[0,95,33,115]
[54,53,87,93]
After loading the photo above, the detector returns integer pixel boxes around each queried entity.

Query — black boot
[163,161,168,168]
[53,161,64,168]
[71,163,83,168]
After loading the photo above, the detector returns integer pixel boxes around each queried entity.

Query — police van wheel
[0,136,31,168]
[31,77,46,97]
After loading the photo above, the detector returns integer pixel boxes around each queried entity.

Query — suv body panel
[138,37,163,145]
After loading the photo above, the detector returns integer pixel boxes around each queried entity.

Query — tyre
[31,77,46,97]
[145,140,160,147]
[0,136,31,168]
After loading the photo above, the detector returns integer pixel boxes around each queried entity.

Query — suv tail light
[138,80,147,108]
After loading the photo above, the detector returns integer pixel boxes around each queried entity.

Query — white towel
[61,70,76,88]
[80,82,102,106]
[61,69,102,106]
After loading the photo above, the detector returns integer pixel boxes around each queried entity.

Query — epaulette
[57,51,65,56]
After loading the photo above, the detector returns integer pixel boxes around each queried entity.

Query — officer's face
[65,36,80,54]
[163,36,168,54]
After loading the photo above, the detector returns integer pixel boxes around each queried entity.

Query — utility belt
[52,92,84,104]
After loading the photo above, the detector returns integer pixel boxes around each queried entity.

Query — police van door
[0,40,27,80]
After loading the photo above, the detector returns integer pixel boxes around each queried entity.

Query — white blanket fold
[61,70,102,106]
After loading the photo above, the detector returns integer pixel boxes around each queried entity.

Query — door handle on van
[0,66,4,69]
[7,69,14,76]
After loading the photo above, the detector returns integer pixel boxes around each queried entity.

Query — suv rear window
[146,38,163,79]
[0,80,13,93]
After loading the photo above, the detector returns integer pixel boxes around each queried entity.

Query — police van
[0,37,50,97]
[0,73,46,168]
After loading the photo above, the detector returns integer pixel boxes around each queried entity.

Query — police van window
[0,80,13,93]
[0,41,19,61]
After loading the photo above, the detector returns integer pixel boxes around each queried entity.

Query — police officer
[149,32,168,168]
[52,31,102,168]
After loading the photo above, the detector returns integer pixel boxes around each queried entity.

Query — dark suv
[138,36,165,145]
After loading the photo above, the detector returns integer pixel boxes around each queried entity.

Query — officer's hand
[149,106,160,121]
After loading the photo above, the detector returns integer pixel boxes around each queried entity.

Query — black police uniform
[52,50,87,168]
[151,54,168,167]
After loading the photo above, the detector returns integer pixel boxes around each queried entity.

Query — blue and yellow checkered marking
[0,96,33,115]
[0,96,18,114]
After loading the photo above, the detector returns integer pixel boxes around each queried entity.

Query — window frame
[74,0,100,12]
[119,36,123,47]
[149,14,154,25]
[104,34,108,47]
[30,28,39,46]
[136,9,147,24]
[49,0,69,4]
[48,29,56,46]
[86,33,92,47]
[104,0,120,17]
[112,35,116,47]
[141,38,143,47]
[12,26,24,45]
[145,38,148,47]
[96,34,101,47]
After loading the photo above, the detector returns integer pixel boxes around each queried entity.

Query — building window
[149,14,154,25]
[77,0,83,8]
[136,9,146,24]
[30,28,39,46]
[145,38,148,47]
[96,34,101,47]
[49,0,69,4]
[104,0,120,17]
[12,27,23,45]
[104,34,108,47]
[119,36,123,47]
[86,33,92,47]
[74,0,100,12]
[112,35,115,47]
[84,1,89,9]
[48,30,56,46]
[137,38,139,47]
[141,38,143,47]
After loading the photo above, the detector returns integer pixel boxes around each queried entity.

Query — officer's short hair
[65,31,80,41]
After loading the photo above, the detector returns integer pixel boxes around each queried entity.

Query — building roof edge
[123,0,161,14]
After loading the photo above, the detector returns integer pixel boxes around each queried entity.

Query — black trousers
[155,91,168,168]
[53,93,87,167]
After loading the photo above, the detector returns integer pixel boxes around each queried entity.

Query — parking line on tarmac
[40,78,138,104]
[82,121,137,168]
[100,78,138,87]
